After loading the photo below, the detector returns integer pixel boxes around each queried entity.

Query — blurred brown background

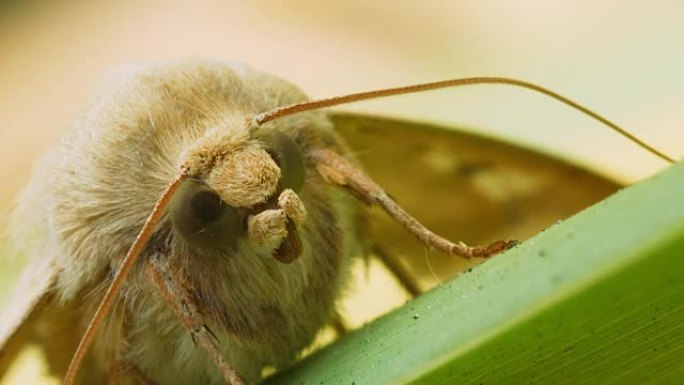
[0,0,682,383]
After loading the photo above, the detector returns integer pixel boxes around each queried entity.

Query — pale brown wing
[0,255,59,377]
[331,112,622,289]
[0,257,111,385]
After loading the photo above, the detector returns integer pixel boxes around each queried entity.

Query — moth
[0,59,673,385]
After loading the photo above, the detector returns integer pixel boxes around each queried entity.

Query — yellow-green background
[1,1,682,383]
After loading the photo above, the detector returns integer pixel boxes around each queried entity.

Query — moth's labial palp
[246,188,308,263]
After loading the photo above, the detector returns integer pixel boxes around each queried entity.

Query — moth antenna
[63,172,188,385]
[250,77,675,164]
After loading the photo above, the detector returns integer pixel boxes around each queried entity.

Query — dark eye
[259,130,306,192]
[169,179,242,250]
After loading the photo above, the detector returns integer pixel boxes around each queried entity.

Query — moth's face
[169,129,308,262]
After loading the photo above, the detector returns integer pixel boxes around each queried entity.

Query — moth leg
[147,253,245,385]
[312,149,518,258]
[330,313,349,337]
[373,245,422,297]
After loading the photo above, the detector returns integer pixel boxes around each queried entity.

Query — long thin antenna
[63,173,188,385]
[252,77,675,164]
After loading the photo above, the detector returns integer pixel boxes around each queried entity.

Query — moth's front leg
[146,253,245,385]
[311,149,518,258]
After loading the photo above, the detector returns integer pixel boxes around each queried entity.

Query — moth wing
[0,255,59,378]
[331,112,622,286]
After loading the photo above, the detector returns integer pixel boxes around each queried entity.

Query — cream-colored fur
[11,59,363,384]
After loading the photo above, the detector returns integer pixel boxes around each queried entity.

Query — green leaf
[266,161,684,384]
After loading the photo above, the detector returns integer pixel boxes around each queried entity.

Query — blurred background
[0,0,682,383]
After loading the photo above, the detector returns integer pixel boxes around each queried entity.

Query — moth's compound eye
[169,179,242,250]
[259,130,306,192]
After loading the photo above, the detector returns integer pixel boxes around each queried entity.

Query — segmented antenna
[250,77,675,163]
[63,173,188,385]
